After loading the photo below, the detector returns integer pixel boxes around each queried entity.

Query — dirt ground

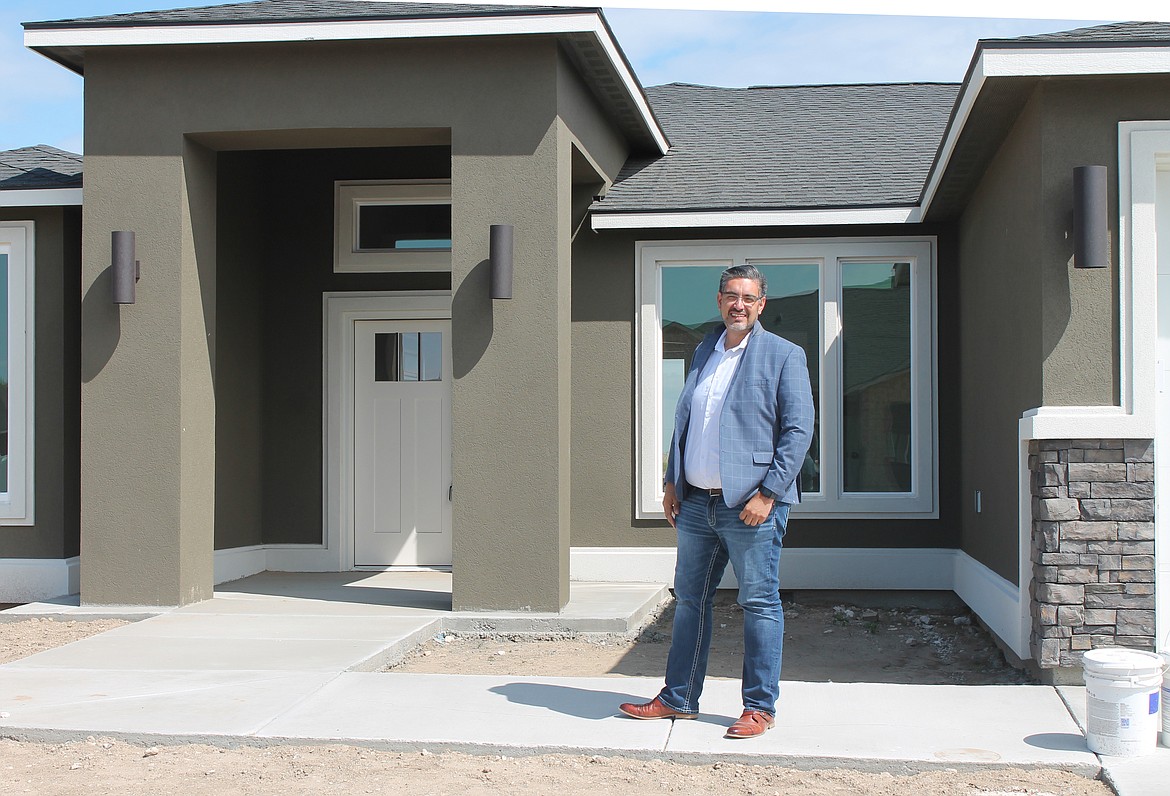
[389,592,1036,685]
[0,617,128,665]
[0,738,1108,796]
[0,599,1109,796]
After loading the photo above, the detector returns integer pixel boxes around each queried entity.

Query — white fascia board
[592,206,917,230]
[982,46,1170,78]
[917,52,988,220]
[24,13,668,155]
[0,188,82,207]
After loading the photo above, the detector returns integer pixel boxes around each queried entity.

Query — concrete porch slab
[666,679,1099,769]
[0,668,337,737]
[5,623,438,673]
[1,573,670,638]
[258,672,674,752]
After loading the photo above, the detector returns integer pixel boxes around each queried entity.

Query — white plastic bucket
[1083,648,1165,757]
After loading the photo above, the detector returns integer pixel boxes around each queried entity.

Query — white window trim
[334,180,451,273]
[636,237,937,520]
[0,221,35,525]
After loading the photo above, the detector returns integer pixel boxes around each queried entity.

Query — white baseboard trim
[213,545,267,585]
[213,544,338,584]
[952,549,1028,660]
[0,556,80,602]
[570,546,1029,660]
[570,546,956,590]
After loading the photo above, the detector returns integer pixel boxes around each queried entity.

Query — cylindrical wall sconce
[490,224,513,300]
[1073,165,1108,269]
[111,230,139,304]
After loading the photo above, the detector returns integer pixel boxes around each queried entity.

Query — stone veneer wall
[1029,439,1155,670]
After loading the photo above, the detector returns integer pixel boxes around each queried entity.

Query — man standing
[620,264,814,739]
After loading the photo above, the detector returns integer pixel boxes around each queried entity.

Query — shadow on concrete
[1024,732,1090,752]
[217,572,453,612]
[488,682,730,726]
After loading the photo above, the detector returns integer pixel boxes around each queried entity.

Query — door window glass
[374,332,443,382]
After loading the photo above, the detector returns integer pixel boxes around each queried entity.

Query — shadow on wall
[452,257,493,378]
[81,266,120,383]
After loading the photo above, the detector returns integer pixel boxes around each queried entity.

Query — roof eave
[0,187,83,207]
[919,39,1170,220]
[23,10,668,154]
[591,206,920,231]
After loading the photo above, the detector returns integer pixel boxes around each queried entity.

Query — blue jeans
[657,491,789,716]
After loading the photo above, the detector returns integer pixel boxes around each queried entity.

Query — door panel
[354,319,451,566]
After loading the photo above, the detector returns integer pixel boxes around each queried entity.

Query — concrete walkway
[0,572,1166,795]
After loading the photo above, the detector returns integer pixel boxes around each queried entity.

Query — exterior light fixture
[111,231,140,303]
[490,224,513,299]
[1073,165,1108,269]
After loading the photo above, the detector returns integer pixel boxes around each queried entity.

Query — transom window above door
[334,180,451,272]
[636,238,937,519]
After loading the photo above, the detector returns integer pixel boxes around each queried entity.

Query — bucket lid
[1083,647,1166,674]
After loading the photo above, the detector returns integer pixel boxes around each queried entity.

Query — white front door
[353,319,452,567]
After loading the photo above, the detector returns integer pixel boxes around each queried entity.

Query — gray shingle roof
[23,1,574,29]
[0,145,83,191]
[988,21,1170,45]
[595,82,959,215]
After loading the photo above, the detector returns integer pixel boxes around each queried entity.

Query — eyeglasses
[720,291,762,307]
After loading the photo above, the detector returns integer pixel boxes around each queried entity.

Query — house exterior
[3,2,1168,680]
[0,145,82,599]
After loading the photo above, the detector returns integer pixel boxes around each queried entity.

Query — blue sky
[1,1,1110,154]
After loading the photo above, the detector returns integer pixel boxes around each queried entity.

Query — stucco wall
[958,75,1170,583]
[79,34,617,607]
[570,223,961,552]
[0,206,81,560]
[1038,76,1170,404]
[958,90,1045,582]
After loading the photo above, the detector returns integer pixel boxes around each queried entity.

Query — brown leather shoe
[618,697,697,720]
[724,709,775,738]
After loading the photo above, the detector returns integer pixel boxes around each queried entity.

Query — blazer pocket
[752,451,772,465]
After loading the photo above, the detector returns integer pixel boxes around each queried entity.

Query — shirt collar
[715,328,751,354]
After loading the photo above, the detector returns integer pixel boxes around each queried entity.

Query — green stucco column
[450,119,572,612]
[78,144,216,606]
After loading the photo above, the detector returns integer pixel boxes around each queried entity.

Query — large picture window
[637,238,935,518]
[0,221,34,524]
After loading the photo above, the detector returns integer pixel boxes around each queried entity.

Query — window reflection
[660,264,821,494]
[841,262,912,493]
[375,332,443,382]
[358,204,451,251]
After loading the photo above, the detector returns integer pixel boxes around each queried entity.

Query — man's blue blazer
[665,321,815,508]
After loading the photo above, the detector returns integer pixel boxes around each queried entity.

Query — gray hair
[719,264,767,297]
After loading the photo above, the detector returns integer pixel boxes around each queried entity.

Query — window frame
[334,180,452,273]
[0,220,35,525]
[635,237,937,519]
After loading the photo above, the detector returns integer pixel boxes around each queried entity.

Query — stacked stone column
[1030,439,1155,670]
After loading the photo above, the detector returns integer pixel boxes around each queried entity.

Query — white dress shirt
[683,329,750,489]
